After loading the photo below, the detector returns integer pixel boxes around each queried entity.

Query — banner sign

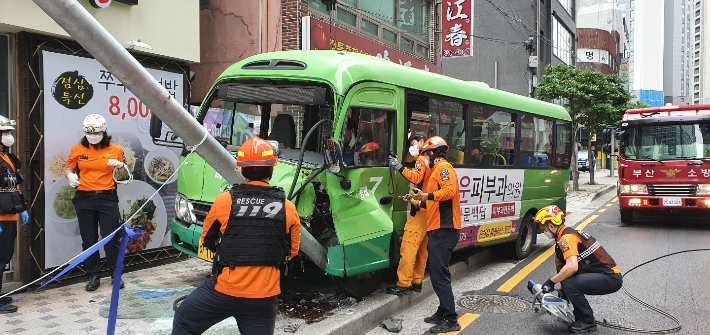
[303,16,441,73]
[442,0,473,58]
[42,50,183,268]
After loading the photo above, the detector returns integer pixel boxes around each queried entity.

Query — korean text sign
[442,0,473,58]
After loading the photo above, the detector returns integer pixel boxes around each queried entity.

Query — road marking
[496,214,600,293]
[606,204,612,207]
[440,313,480,334]
[611,197,618,203]
[598,208,607,213]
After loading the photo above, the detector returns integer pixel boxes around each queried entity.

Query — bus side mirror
[150,113,163,139]
[323,139,344,174]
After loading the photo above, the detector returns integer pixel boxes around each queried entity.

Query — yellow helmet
[534,205,565,226]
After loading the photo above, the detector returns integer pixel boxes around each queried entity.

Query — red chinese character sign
[303,16,441,73]
[442,0,473,58]
[41,51,182,268]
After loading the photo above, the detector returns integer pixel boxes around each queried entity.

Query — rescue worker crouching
[535,205,622,333]
[172,137,301,335]
[0,116,29,314]
[386,132,430,296]
[410,136,462,333]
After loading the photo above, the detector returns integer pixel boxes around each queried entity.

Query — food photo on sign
[41,50,184,268]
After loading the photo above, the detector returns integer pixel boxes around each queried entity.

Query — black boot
[0,296,11,305]
[568,320,597,333]
[423,314,444,324]
[0,304,17,314]
[412,282,423,293]
[428,319,461,333]
[86,274,100,292]
[111,276,125,289]
[386,285,413,296]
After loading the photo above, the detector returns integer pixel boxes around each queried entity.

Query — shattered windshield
[622,123,710,160]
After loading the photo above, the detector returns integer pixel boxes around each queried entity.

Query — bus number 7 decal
[369,176,383,194]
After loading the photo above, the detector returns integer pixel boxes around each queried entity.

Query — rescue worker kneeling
[535,205,622,333]
[172,137,300,335]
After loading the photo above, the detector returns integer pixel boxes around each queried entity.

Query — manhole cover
[457,295,531,314]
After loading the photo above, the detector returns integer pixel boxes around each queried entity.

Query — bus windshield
[622,123,710,160]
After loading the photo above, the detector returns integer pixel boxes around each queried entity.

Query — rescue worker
[410,136,462,333]
[65,114,131,291]
[172,137,300,335]
[386,132,430,295]
[535,205,622,333]
[0,116,29,314]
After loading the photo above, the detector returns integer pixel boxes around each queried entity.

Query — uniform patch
[440,168,450,181]
[415,161,423,171]
[79,155,89,160]
[559,239,569,252]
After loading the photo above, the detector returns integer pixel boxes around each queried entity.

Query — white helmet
[83,114,107,133]
[0,116,16,131]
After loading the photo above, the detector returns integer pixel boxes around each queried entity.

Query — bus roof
[217,50,571,122]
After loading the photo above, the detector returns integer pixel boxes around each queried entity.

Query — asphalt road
[369,193,710,335]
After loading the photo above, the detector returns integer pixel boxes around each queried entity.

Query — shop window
[383,29,398,45]
[362,18,379,36]
[337,8,357,27]
[401,37,414,51]
[417,45,429,58]
[520,116,554,167]
[469,106,516,167]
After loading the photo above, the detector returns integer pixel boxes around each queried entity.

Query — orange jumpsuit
[425,160,461,231]
[396,155,432,288]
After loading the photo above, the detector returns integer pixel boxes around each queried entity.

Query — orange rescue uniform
[396,155,432,287]
[424,160,462,231]
[66,143,127,191]
[201,181,301,298]
[556,225,621,274]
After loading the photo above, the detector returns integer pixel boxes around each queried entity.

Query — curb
[328,248,494,335]
[567,184,616,215]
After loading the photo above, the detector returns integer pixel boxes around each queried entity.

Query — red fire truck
[617,105,710,223]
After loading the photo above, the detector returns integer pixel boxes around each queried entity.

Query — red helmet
[236,137,277,167]
[534,205,565,226]
[359,142,380,154]
[421,136,449,152]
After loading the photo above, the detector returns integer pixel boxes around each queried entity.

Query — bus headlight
[175,193,195,223]
[697,184,710,195]
[620,184,648,194]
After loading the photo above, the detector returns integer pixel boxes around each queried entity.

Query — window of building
[696,18,701,25]
[695,92,700,99]
[696,59,700,66]
[696,51,701,58]
[697,42,701,49]
[469,106,516,167]
[697,1,701,9]
[696,68,700,74]
[552,17,573,65]
[695,76,700,82]
[337,7,357,27]
[383,29,398,45]
[401,37,414,51]
[417,45,429,58]
[520,116,554,167]
[696,100,700,105]
[405,93,466,166]
[398,0,431,43]
[362,18,379,36]
[696,26,701,33]
[695,84,700,91]
[0,35,8,118]
[696,10,701,17]
[697,34,702,41]
[558,0,573,15]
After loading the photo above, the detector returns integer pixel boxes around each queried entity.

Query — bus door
[327,82,402,276]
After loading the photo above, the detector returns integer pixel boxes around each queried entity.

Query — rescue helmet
[359,142,380,154]
[534,205,565,226]
[421,136,449,153]
[236,136,278,167]
[83,114,107,133]
[0,116,16,131]
[408,131,427,143]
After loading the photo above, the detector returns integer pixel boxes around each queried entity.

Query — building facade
[439,0,576,97]
[664,0,692,106]
[0,0,199,288]
[576,0,627,76]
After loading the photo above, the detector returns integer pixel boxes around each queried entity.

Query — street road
[369,192,710,334]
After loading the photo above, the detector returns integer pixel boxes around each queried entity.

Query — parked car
[577,150,589,171]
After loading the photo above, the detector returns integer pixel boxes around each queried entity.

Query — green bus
[165,50,572,297]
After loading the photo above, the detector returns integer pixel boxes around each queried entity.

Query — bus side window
[470,106,516,167]
[554,121,572,169]
[521,116,553,167]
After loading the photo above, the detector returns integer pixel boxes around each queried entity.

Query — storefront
[0,0,199,289]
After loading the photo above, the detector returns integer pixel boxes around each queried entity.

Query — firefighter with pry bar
[386,132,430,296]
[172,137,300,335]
[535,205,622,333]
[410,136,462,333]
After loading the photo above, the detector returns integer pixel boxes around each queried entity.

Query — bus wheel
[339,269,385,299]
[620,209,633,224]
[500,213,536,260]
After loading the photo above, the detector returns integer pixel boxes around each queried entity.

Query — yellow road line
[606,203,613,207]
[440,313,480,334]
[598,208,607,213]
[496,214,600,293]
[497,247,555,292]
[611,197,619,203]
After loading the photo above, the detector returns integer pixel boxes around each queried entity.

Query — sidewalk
[566,169,618,213]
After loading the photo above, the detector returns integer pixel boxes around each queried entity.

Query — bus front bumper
[171,218,201,258]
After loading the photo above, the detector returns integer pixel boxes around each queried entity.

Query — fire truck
[617,105,710,223]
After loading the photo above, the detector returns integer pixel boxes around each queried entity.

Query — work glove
[107,159,126,169]
[67,173,81,187]
[388,156,404,172]
[541,278,556,294]
[410,188,428,201]
[20,210,29,226]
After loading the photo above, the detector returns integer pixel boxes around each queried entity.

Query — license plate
[197,244,214,262]
[662,198,682,206]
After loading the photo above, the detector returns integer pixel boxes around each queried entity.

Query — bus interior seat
[520,155,533,166]
[268,114,296,149]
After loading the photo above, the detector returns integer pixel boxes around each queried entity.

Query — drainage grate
[457,295,531,314]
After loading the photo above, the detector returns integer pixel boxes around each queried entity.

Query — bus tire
[620,209,633,224]
[501,213,536,260]
[338,269,385,299]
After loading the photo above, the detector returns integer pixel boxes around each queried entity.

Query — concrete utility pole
[32,0,329,271]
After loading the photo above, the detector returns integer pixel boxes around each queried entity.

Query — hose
[595,248,710,333]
